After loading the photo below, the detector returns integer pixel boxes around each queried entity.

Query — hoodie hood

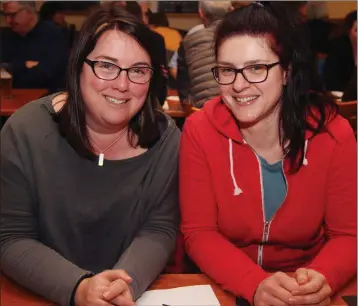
[203,96,246,143]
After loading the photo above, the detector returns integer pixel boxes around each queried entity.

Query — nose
[232,72,250,92]
[112,70,129,92]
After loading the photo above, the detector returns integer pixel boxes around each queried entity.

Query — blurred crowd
[1,1,357,103]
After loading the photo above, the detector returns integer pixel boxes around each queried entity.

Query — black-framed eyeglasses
[211,62,280,85]
[1,7,26,19]
[84,59,154,84]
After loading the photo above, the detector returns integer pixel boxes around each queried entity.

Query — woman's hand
[75,270,133,306]
[289,268,331,306]
[254,272,300,306]
[103,278,135,306]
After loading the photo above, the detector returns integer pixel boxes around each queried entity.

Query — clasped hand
[75,269,135,306]
[254,268,331,306]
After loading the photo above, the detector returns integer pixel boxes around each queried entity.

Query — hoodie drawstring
[303,140,308,166]
[229,139,243,196]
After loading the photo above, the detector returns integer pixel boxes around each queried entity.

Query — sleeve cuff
[69,272,94,306]
[239,269,270,304]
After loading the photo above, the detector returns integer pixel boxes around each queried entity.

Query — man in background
[177,1,232,108]
[1,1,69,93]
[124,1,168,105]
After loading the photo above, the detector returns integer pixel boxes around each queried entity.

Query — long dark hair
[215,1,338,172]
[55,6,161,159]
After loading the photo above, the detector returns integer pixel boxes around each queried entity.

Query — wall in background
[325,1,357,19]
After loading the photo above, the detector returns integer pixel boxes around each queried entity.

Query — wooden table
[164,89,187,118]
[1,273,356,306]
[0,89,48,116]
[164,103,187,118]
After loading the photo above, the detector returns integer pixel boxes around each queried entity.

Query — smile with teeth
[235,96,259,103]
[105,95,128,105]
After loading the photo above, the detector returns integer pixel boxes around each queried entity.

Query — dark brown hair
[55,6,161,159]
[215,1,338,172]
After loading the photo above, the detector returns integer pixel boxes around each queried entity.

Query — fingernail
[289,298,296,304]
[103,291,110,299]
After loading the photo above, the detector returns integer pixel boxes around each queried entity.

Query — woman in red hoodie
[179,2,357,306]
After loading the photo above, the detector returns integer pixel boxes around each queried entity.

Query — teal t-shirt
[258,156,287,221]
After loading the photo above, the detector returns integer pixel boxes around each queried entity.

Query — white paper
[136,285,221,306]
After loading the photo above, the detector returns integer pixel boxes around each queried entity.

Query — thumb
[101,269,133,283]
[295,268,309,285]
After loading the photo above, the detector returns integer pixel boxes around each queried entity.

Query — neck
[240,105,281,153]
[19,15,38,36]
[87,124,130,154]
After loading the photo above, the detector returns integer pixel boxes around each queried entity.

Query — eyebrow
[93,56,151,67]
[94,55,118,62]
[131,62,151,67]
[217,60,270,66]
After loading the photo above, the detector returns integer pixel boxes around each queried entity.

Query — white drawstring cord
[229,139,243,196]
[303,140,308,166]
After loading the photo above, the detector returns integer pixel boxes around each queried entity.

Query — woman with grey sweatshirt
[0,6,180,306]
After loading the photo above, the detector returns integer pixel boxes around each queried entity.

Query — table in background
[164,88,186,119]
[0,89,48,116]
[1,273,356,306]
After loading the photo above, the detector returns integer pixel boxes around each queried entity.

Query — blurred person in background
[1,1,68,93]
[148,12,182,89]
[324,10,357,92]
[148,12,182,55]
[124,1,168,105]
[306,1,335,56]
[39,1,76,47]
[177,0,232,108]
[39,1,67,28]
[281,1,332,92]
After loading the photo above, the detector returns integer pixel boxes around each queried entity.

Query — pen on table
[162,304,171,306]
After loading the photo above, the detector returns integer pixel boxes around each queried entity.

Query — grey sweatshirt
[0,95,180,306]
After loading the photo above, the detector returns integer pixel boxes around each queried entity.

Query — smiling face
[80,29,151,133]
[217,35,287,127]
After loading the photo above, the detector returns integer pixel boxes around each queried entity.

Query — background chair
[337,100,357,136]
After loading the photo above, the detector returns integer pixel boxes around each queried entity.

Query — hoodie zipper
[253,152,289,267]
[253,152,266,266]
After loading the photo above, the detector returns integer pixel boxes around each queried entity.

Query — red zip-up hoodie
[179,97,357,303]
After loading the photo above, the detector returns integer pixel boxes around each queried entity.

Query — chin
[231,107,261,125]
[102,114,128,126]
[235,116,260,127]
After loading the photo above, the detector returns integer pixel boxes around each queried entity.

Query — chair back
[182,102,200,116]
[337,100,357,136]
